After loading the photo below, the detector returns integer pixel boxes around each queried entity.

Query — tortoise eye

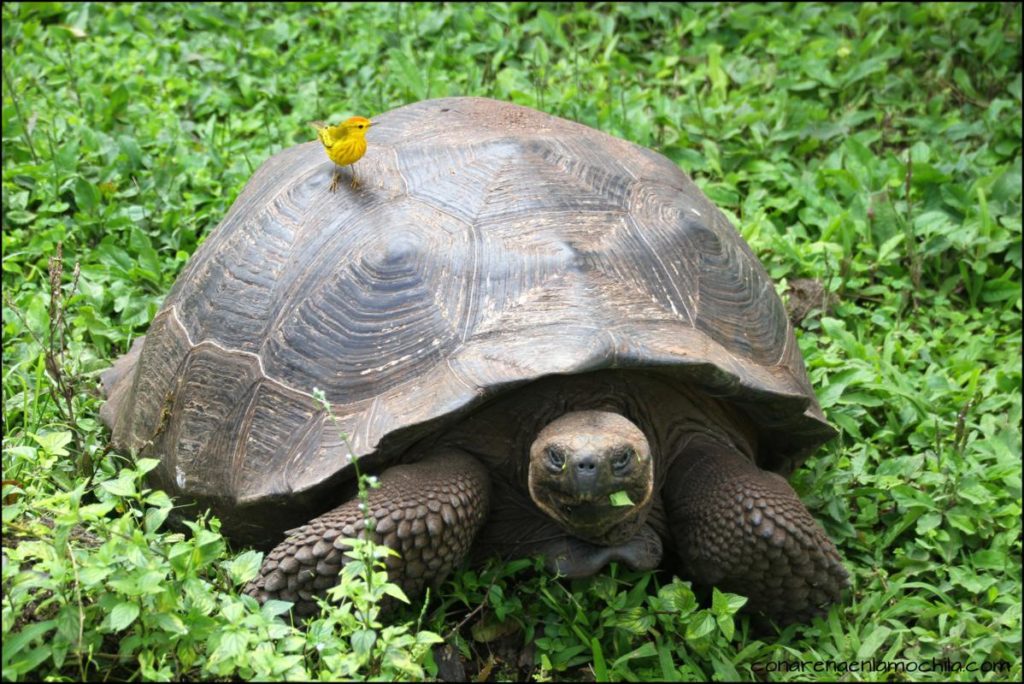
[611,448,634,472]
[546,446,566,471]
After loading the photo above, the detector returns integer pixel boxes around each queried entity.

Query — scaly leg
[664,434,848,623]
[244,449,490,616]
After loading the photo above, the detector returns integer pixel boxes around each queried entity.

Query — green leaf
[609,490,634,507]
[78,500,117,520]
[877,233,905,263]
[211,630,248,663]
[392,49,428,100]
[118,135,144,168]
[144,505,171,533]
[6,208,37,224]
[381,582,411,604]
[108,601,140,632]
[100,472,137,498]
[606,607,655,635]
[351,628,376,658]
[228,549,263,585]
[657,582,697,616]
[136,570,166,594]
[947,512,978,534]
[78,564,113,586]
[710,587,746,616]
[711,654,741,681]
[153,612,188,636]
[30,431,72,457]
[144,489,173,507]
[6,643,53,677]
[657,641,677,680]
[260,599,294,618]
[685,611,717,640]
[716,613,735,641]
[915,512,943,534]
[949,567,998,593]
[135,457,161,475]
[590,637,608,682]
[3,619,57,659]
[73,177,100,212]
[855,625,891,660]
[611,641,657,671]
[706,43,728,95]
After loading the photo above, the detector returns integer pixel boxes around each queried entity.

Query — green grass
[2,2,1021,681]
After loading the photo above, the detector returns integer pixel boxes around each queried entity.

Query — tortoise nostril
[576,455,597,471]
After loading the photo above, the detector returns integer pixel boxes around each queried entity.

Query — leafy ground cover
[2,2,1021,681]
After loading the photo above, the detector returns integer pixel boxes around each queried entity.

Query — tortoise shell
[101,97,834,544]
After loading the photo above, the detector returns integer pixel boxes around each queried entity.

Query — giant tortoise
[101,96,848,623]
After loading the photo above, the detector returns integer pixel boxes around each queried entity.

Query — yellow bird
[309,116,373,191]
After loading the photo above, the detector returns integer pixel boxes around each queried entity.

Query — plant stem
[2,58,41,164]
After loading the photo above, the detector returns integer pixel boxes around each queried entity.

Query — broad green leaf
[855,625,891,660]
[144,505,171,533]
[227,549,263,585]
[685,611,717,640]
[108,601,140,632]
[73,177,100,212]
[351,628,376,658]
[30,431,72,457]
[716,613,735,641]
[381,582,410,603]
[3,619,57,658]
[260,600,294,619]
[100,472,137,498]
[153,612,188,636]
[610,490,634,507]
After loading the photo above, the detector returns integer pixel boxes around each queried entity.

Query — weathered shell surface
[101,97,833,542]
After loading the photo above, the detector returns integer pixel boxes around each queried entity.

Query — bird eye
[611,448,634,472]
[546,446,566,471]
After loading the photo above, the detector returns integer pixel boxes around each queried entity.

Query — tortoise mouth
[534,467,652,536]
[552,483,647,520]
[553,495,612,520]
[545,490,650,543]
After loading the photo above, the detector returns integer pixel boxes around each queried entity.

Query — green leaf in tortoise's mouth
[609,490,634,507]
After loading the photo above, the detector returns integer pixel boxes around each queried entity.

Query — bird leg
[329,168,340,193]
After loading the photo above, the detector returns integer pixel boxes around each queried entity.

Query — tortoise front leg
[664,435,848,624]
[244,449,490,616]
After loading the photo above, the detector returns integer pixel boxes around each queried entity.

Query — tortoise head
[528,411,655,546]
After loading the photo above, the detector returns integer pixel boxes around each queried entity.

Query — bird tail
[309,121,329,146]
